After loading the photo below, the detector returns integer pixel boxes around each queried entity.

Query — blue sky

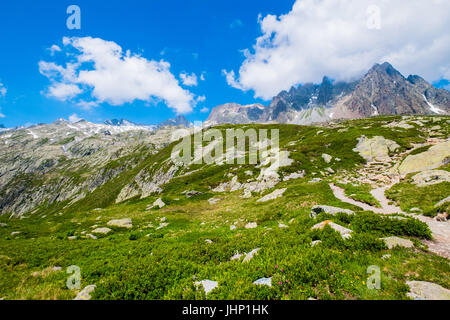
[0,0,293,127]
[0,0,449,127]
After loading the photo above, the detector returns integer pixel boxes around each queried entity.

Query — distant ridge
[207,62,450,125]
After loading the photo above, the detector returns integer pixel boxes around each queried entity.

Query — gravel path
[329,183,450,259]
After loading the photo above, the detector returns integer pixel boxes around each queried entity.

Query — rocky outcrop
[406,281,450,300]
[411,170,450,186]
[397,140,450,175]
[353,136,400,162]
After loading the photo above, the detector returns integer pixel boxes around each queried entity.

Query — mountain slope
[0,115,448,300]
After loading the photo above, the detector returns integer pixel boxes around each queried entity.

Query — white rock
[243,248,261,263]
[107,218,132,229]
[381,236,414,249]
[245,222,257,229]
[406,281,450,300]
[92,227,111,235]
[257,188,287,202]
[311,221,353,239]
[253,277,272,287]
[195,280,218,296]
[322,154,333,163]
[152,198,166,209]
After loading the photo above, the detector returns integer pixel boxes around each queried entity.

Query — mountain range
[206,62,450,125]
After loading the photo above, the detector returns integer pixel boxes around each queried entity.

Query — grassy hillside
[0,115,449,300]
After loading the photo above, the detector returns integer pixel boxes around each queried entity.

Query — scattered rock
[278,223,288,229]
[243,248,261,263]
[205,239,213,244]
[283,171,305,181]
[151,198,166,209]
[195,280,218,296]
[310,205,354,218]
[186,190,203,198]
[308,178,322,183]
[245,170,253,176]
[52,266,62,271]
[322,154,332,163]
[325,167,335,174]
[92,227,112,235]
[68,236,77,240]
[412,170,450,186]
[10,231,21,236]
[230,252,244,261]
[382,236,414,249]
[435,196,450,208]
[0,223,6,227]
[406,281,450,300]
[107,218,132,229]
[86,234,97,240]
[311,220,353,239]
[410,207,423,213]
[230,225,237,231]
[257,188,287,202]
[208,198,221,205]
[245,222,257,229]
[353,136,400,162]
[381,254,391,260]
[74,285,96,300]
[156,222,169,230]
[253,277,272,287]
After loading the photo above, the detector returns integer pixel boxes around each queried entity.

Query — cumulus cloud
[39,37,198,114]
[180,72,198,87]
[0,82,6,97]
[200,107,209,113]
[48,45,61,55]
[0,82,6,118]
[68,113,82,122]
[224,0,450,99]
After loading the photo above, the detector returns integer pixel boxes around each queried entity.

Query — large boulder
[353,136,400,162]
[406,281,450,300]
[398,140,450,175]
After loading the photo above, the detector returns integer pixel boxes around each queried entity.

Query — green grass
[0,115,449,300]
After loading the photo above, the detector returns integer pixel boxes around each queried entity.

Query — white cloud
[225,0,450,99]
[0,111,5,118]
[0,83,6,97]
[39,37,198,114]
[48,45,61,55]
[48,83,82,101]
[200,72,206,81]
[196,95,206,103]
[68,113,82,122]
[200,107,209,113]
[180,72,198,87]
